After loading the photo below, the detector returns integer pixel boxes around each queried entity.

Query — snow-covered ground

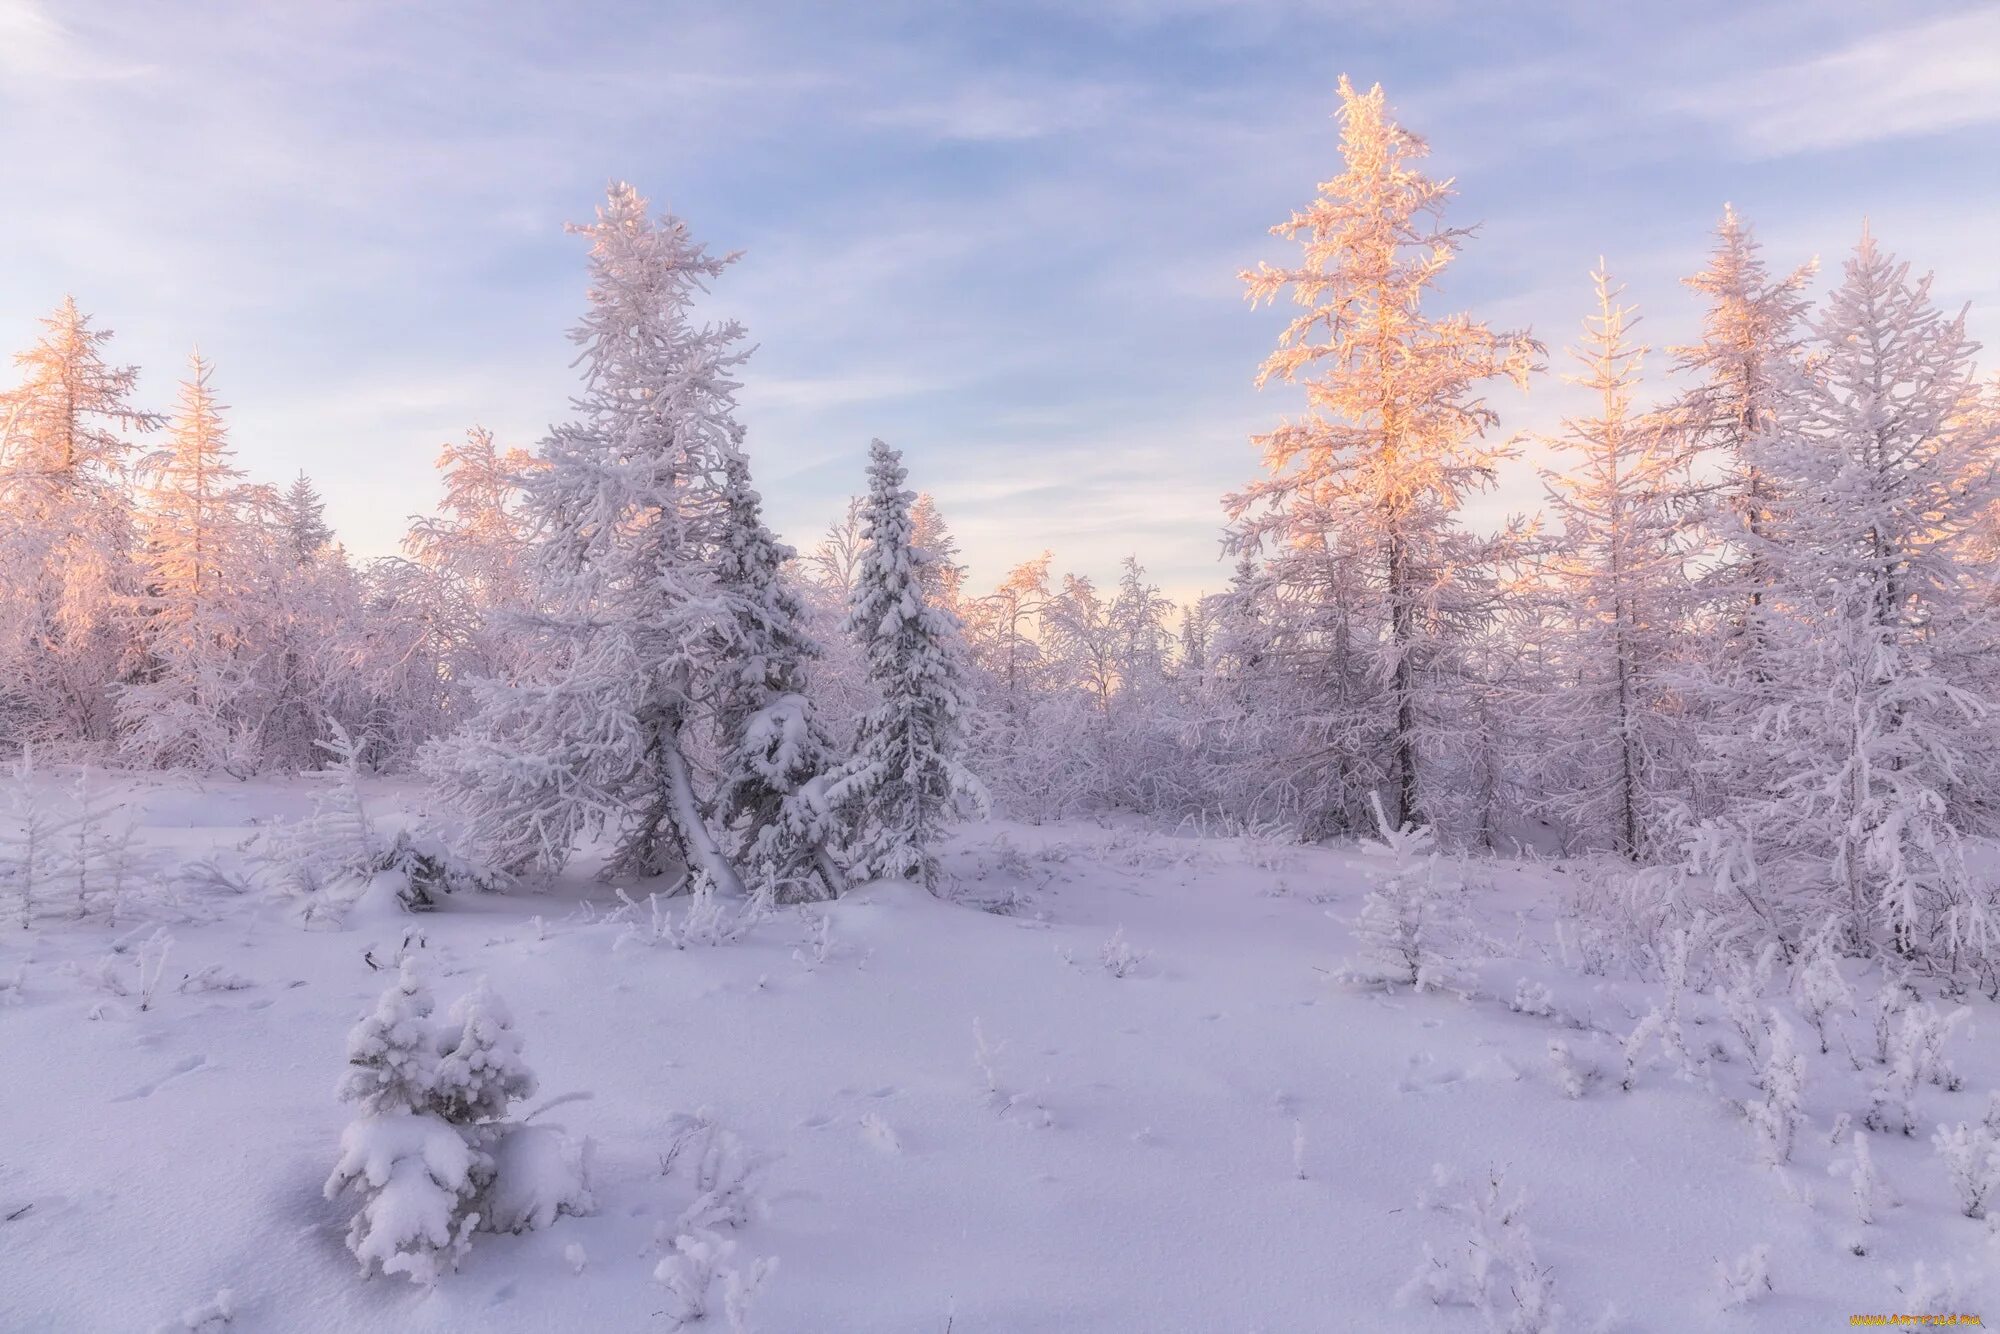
[3,774,1997,1332]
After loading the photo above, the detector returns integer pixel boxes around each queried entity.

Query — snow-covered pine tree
[426,184,752,893]
[1706,229,2000,973]
[826,440,985,892]
[1230,77,1539,835]
[324,958,482,1286]
[1528,268,1695,859]
[709,450,849,902]
[0,298,161,753]
[118,353,272,774]
[432,979,537,1125]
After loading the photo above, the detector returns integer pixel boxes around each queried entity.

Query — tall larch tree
[0,298,161,751]
[427,183,751,893]
[118,353,271,772]
[1709,229,2000,972]
[1530,268,1693,858]
[908,492,966,612]
[1671,205,1815,677]
[827,440,984,892]
[1231,77,1538,831]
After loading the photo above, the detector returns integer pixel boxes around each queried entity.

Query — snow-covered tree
[1703,229,2000,973]
[709,451,848,902]
[427,183,754,893]
[0,298,160,753]
[1671,204,1815,673]
[1230,77,1539,834]
[325,962,558,1286]
[909,492,966,612]
[1109,556,1174,696]
[118,353,272,774]
[1527,268,1694,858]
[404,426,539,690]
[965,552,1053,715]
[826,440,985,891]
[1044,573,1118,720]
[432,979,537,1125]
[806,495,867,596]
[279,471,334,565]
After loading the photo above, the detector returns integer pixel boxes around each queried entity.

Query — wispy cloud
[1677,8,2000,157]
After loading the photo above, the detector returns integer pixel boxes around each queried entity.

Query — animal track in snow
[113,1054,209,1101]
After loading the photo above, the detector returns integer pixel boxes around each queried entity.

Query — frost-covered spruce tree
[324,958,484,1285]
[1229,78,1538,835]
[1707,229,2000,971]
[118,353,272,774]
[0,298,161,753]
[1527,268,1694,859]
[710,450,848,902]
[432,980,536,1126]
[279,472,334,564]
[426,184,751,892]
[826,440,985,892]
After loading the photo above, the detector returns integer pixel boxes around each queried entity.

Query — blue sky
[4,0,1997,600]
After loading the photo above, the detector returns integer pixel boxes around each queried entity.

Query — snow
[3,773,1998,1330]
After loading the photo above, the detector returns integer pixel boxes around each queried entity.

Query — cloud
[1677,7,2000,157]
[0,0,150,83]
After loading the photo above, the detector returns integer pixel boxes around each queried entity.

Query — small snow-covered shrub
[970,1017,1051,1127]
[432,980,535,1125]
[1399,1165,1561,1333]
[135,929,173,1012]
[1715,943,1781,1069]
[1893,1260,1966,1316]
[1,755,149,929]
[1744,1014,1806,1166]
[325,1109,482,1286]
[324,960,481,1285]
[1510,979,1556,1017]
[177,964,252,995]
[272,724,496,916]
[325,960,577,1286]
[1547,1039,1592,1100]
[1098,926,1147,978]
[654,1229,774,1332]
[616,877,770,951]
[792,906,834,968]
[1337,797,1472,996]
[1931,1119,2000,1219]
[1865,1000,1968,1135]
[1713,1244,1771,1309]
[1792,923,1856,1056]
[661,1109,776,1234]
[1831,1128,1881,1227]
